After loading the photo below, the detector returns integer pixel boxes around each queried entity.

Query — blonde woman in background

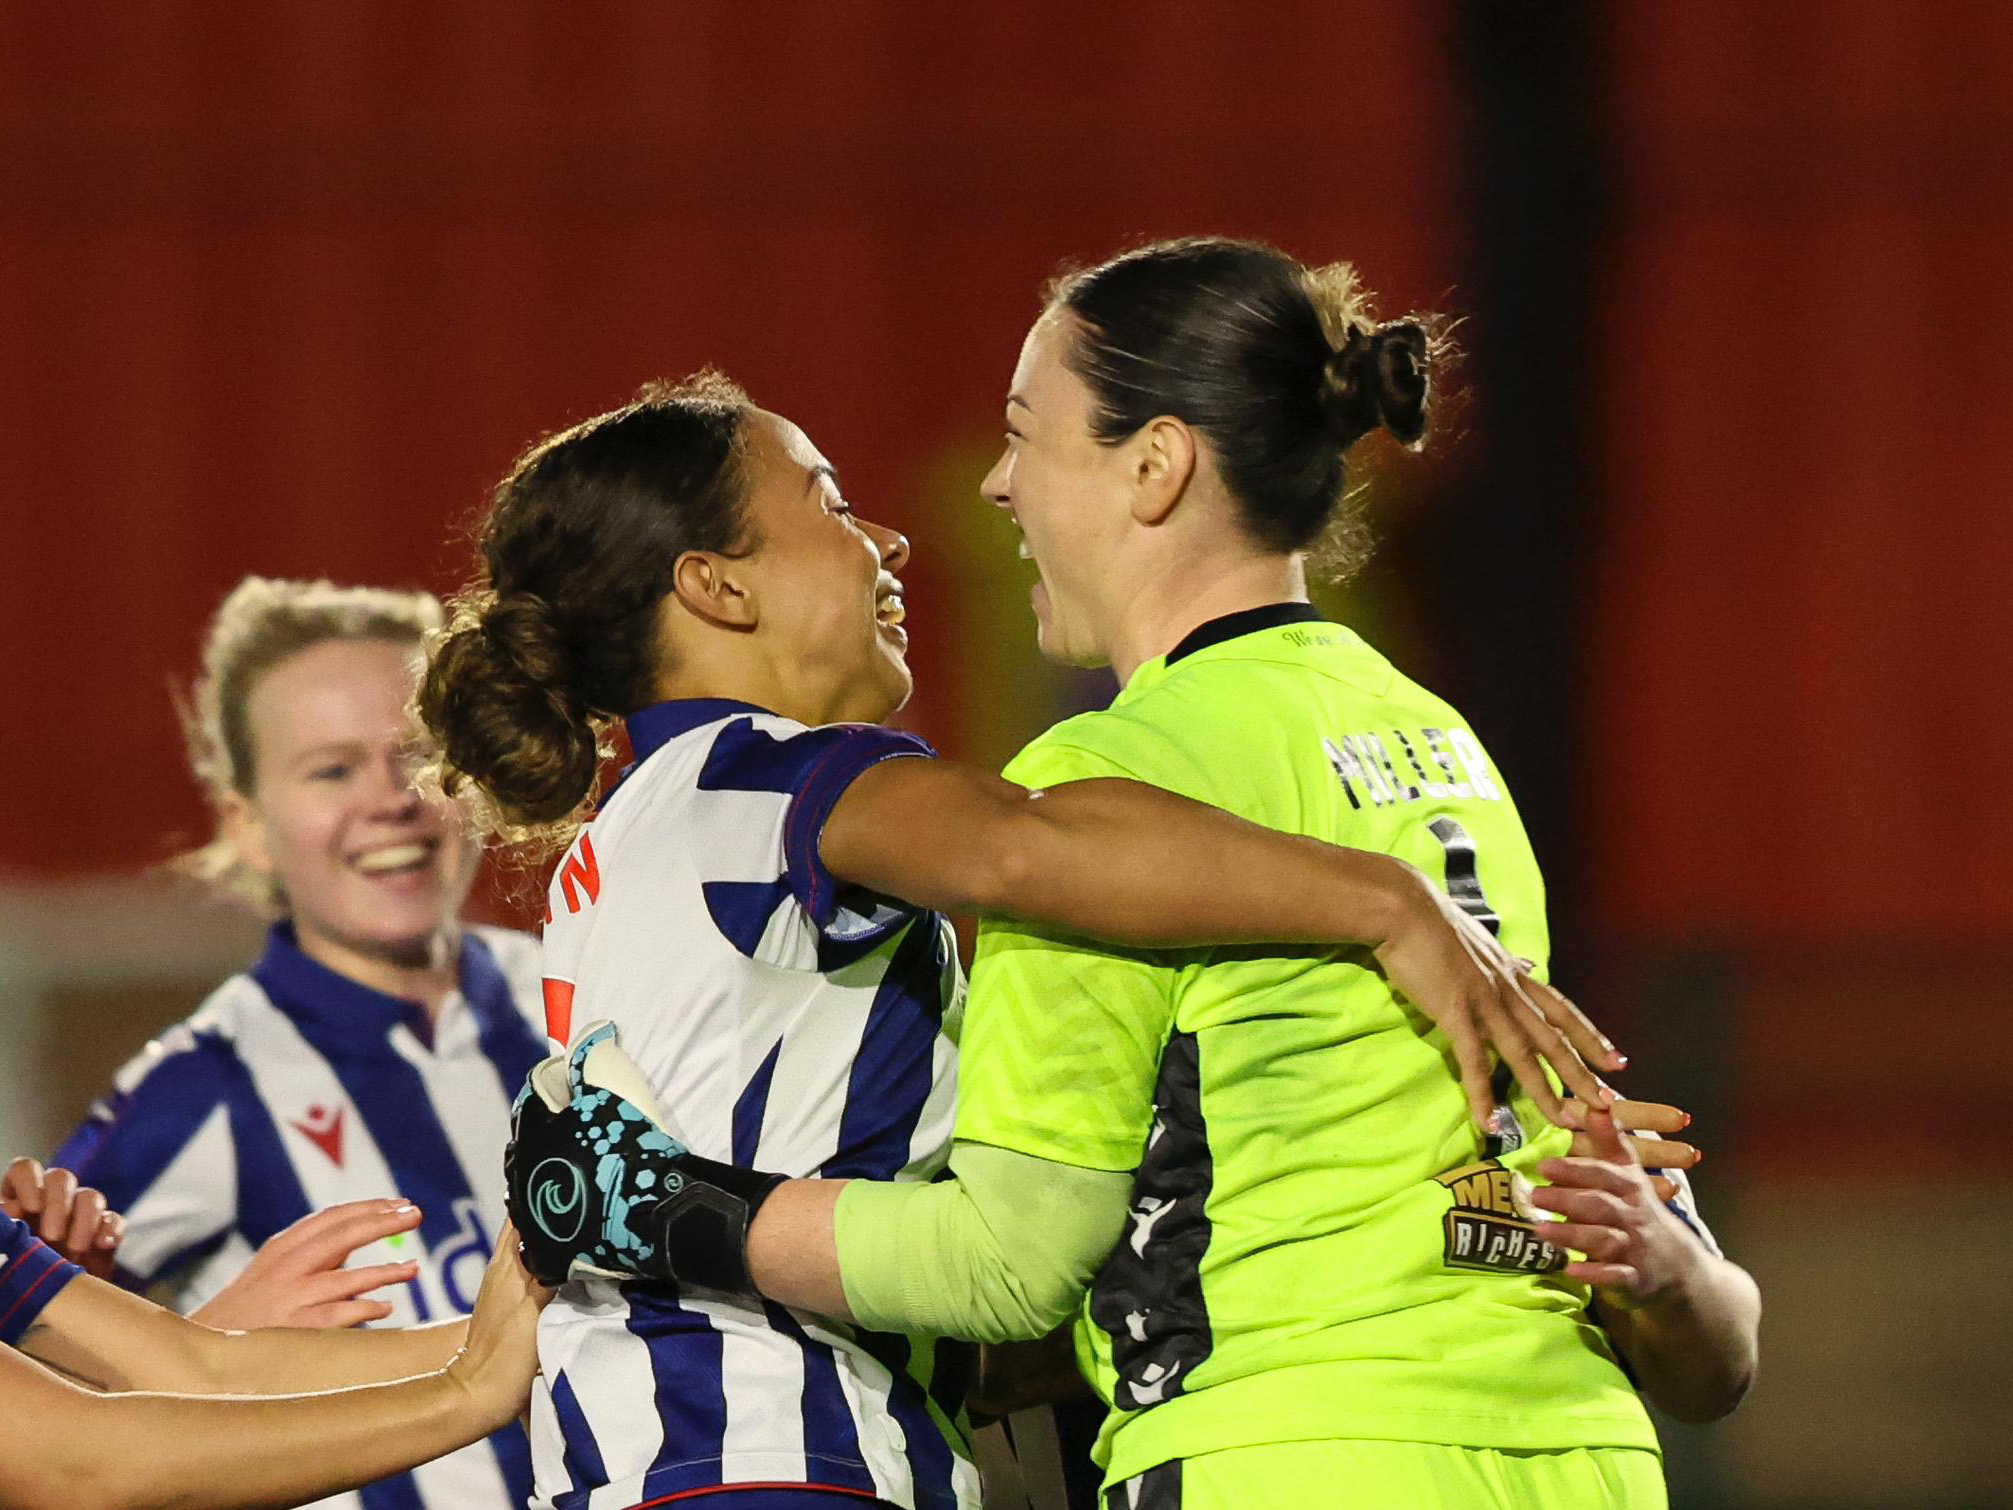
[47,577,549,1510]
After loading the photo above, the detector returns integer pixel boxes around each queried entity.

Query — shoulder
[1002,702,1198,792]
[695,712,935,798]
[105,982,258,1103]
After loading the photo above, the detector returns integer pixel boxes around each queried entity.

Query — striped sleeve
[0,1210,82,1346]
[693,717,936,959]
[50,1024,240,1286]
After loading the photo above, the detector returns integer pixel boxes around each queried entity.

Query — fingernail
[1679,1113,1692,1129]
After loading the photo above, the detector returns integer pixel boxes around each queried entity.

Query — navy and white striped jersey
[530,697,979,1510]
[53,921,548,1510]
[1,1208,83,1347]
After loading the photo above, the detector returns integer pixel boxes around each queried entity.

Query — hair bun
[1320,320,1430,448]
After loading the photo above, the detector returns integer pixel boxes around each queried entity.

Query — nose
[861,518,911,573]
[369,746,424,817]
[980,448,1012,510]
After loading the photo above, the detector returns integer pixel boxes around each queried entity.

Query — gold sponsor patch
[1433,1160,1565,1274]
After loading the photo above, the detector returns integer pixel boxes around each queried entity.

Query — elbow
[965,814,1043,920]
[1653,1355,1757,1425]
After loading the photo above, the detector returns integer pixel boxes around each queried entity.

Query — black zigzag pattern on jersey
[1090,1030,1215,1414]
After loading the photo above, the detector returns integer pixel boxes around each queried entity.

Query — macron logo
[289,1104,346,1168]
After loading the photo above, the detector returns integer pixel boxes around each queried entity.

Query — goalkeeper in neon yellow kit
[510,239,1761,1509]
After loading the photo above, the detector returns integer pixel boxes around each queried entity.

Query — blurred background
[1,3,2006,1506]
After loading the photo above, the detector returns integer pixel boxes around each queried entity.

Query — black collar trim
[1163,602,1328,666]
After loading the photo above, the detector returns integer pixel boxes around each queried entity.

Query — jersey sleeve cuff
[0,1234,84,1347]
[781,727,936,928]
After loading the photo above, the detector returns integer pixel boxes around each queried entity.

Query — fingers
[270,1199,422,1274]
[63,1184,107,1258]
[1581,1102,1638,1165]
[37,1166,77,1243]
[1520,974,1626,1075]
[301,1260,420,1306]
[1627,1137,1699,1171]
[1,1157,44,1216]
[1447,1019,1499,1131]
[1536,1155,1640,1197]
[1507,984,1609,1111]
[1570,1129,1700,1169]
[1529,1185,1631,1228]
[299,1298,398,1329]
[1605,1099,1691,1136]
[1564,1260,1640,1290]
[1648,1175,1679,1203]
[1543,1220,1633,1261]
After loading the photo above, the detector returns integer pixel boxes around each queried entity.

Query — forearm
[828,764,1418,950]
[3,1349,499,1510]
[188,1317,469,1395]
[24,1277,466,1396]
[1599,1257,1762,1423]
[745,1143,1130,1343]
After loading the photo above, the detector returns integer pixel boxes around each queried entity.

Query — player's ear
[1128,415,1196,527]
[669,551,759,631]
[220,789,274,877]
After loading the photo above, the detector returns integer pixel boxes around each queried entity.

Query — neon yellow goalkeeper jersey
[953,605,1657,1483]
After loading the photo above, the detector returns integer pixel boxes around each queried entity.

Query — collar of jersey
[625,697,776,764]
[250,922,497,1051]
[1124,601,1330,697]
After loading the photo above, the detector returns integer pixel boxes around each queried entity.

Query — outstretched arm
[1,1229,547,1510]
[19,1201,465,1396]
[823,759,1620,1126]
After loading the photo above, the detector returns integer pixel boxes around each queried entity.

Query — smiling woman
[47,575,552,1510]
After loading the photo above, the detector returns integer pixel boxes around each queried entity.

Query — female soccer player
[515,240,1762,1510]
[0,1198,548,1510]
[419,370,1631,1510]
[52,577,551,1504]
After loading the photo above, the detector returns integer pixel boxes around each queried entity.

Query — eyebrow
[805,463,841,494]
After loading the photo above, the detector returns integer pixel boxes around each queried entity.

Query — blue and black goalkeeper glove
[505,1021,785,1303]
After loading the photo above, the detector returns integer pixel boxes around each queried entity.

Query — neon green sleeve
[833,1141,1131,1343]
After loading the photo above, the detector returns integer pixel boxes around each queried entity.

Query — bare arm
[0,1228,546,1510]
[823,760,1620,1125]
[19,1274,466,1396]
[1532,1105,1761,1423]
[0,1345,495,1510]
[1594,1261,1762,1424]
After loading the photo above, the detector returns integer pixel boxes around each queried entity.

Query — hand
[2,1158,125,1279]
[447,1222,554,1430]
[193,1199,424,1330]
[1531,1102,1708,1307]
[1564,1098,1699,1204]
[1373,871,1624,1129]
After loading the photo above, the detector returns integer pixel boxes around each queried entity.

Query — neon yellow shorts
[1102,1439,1667,1509]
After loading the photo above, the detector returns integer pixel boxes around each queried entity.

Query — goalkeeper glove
[505,1020,784,1303]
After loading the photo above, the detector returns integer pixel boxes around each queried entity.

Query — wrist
[1363,856,1433,950]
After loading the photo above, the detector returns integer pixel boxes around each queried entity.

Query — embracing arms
[823,758,1619,1126]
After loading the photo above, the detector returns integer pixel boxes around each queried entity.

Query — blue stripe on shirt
[765,1304,879,1497]
[822,917,950,1180]
[549,1369,610,1492]
[50,1030,239,1282]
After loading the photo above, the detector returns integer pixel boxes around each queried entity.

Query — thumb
[1584,1102,1638,1167]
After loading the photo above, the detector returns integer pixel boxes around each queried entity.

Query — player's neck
[1105,552,1309,685]
[293,922,460,1019]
